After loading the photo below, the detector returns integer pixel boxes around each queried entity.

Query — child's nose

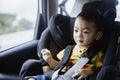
[78,32,83,38]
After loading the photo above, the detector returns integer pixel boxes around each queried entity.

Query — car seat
[37,14,75,65]
[81,1,120,80]
[19,14,75,79]
[96,23,120,80]
[19,0,120,80]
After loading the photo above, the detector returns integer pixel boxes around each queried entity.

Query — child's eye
[74,30,78,33]
[84,30,89,34]
[84,31,88,33]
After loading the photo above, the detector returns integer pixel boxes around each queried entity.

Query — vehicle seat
[19,14,75,79]
[37,14,75,65]
[96,22,120,80]
[81,1,120,80]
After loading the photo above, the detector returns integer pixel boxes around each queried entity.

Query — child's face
[73,17,102,48]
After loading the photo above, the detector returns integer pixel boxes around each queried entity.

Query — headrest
[82,1,116,22]
[49,14,75,48]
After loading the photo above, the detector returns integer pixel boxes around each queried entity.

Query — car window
[115,0,120,21]
[58,0,75,15]
[0,0,38,51]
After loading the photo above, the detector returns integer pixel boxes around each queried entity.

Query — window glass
[65,0,75,14]
[115,0,120,21]
[0,0,38,51]
[58,0,75,15]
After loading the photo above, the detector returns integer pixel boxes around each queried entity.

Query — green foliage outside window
[0,13,33,35]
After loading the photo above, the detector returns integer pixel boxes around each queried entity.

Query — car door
[0,0,45,78]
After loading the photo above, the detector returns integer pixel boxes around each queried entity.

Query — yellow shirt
[57,45,104,72]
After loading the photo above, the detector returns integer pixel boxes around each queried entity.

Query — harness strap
[54,45,74,71]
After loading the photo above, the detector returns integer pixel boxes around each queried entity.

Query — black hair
[77,8,104,32]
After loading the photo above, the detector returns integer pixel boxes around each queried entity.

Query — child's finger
[78,75,84,80]
[72,71,81,78]
[41,49,50,54]
[41,49,47,53]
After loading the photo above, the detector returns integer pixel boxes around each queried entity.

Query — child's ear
[96,32,103,40]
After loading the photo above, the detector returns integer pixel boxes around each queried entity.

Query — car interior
[0,0,120,80]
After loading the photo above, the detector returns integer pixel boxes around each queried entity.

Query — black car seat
[78,1,120,80]
[96,22,120,80]
[37,14,75,65]
[83,0,120,80]
[82,1,120,80]
[19,14,75,79]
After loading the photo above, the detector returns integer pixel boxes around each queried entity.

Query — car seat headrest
[82,1,116,22]
[49,14,75,48]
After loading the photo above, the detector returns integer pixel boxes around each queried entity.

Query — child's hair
[77,9,104,32]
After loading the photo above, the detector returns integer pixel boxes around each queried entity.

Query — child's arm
[41,49,59,69]
[72,69,95,80]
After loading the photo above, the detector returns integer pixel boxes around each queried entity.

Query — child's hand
[72,69,95,80]
[41,49,52,63]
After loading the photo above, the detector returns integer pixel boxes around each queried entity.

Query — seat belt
[52,57,89,80]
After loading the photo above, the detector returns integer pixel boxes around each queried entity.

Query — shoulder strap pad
[54,45,74,71]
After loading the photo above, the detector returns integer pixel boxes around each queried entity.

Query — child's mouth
[79,40,83,43]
